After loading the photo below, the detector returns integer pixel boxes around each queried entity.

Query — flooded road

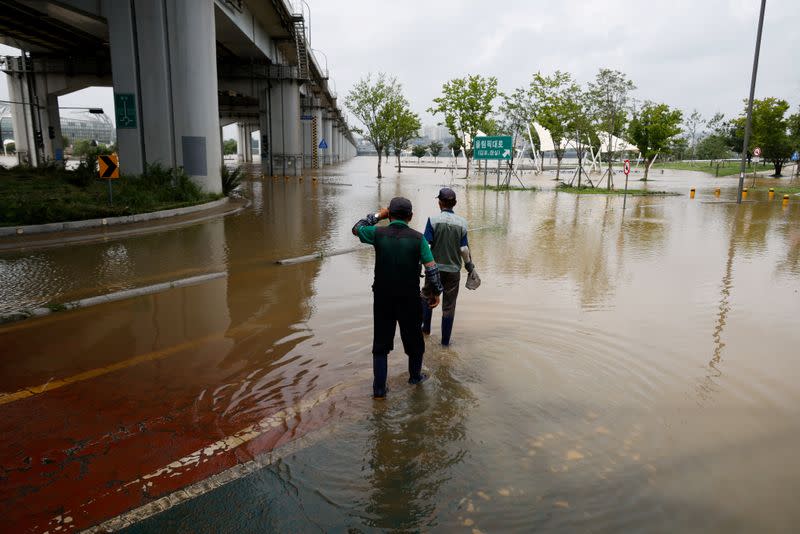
[1,158,799,532]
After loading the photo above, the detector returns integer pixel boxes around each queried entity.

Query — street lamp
[737,0,767,204]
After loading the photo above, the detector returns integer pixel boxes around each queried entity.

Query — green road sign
[114,93,137,129]
[473,135,512,160]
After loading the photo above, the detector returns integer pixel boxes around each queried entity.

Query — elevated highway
[0,0,356,191]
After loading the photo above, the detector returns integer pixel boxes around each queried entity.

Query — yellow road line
[0,334,219,407]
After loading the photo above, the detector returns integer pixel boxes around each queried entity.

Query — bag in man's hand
[465,269,481,290]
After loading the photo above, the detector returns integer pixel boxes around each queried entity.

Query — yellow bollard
[783,194,790,207]
[769,188,775,200]
[690,188,695,199]
[742,188,748,199]
[715,188,720,197]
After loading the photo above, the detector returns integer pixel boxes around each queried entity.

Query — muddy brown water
[1,157,799,532]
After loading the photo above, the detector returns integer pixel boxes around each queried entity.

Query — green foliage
[5,142,14,154]
[62,135,70,148]
[345,72,403,177]
[746,97,792,176]
[628,102,683,179]
[220,165,243,195]
[682,109,704,159]
[428,74,498,176]
[695,134,731,161]
[223,139,237,155]
[428,141,443,159]
[449,139,462,158]
[0,163,213,226]
[587,69,636,186]
[381,95,421,172]
[668,136,689,160]
[411,144,427,161]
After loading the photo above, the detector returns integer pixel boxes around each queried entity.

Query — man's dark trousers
[422,271,460,344]
[372,292,425,394]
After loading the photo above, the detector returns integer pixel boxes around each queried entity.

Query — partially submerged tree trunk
[397,152,402,173]
[555,157,562,181]
[376,145,383,178]
[773,161,783,177]
[465,156,471,178]
[642,159,651,180]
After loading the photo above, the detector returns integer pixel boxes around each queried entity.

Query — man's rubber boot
[408,353,427,384]
[441,316,455,346]
[422,300,432,335]
[373,353,388,398]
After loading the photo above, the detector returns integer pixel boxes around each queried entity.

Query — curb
[0,272,227,325]
[0,198,230,237]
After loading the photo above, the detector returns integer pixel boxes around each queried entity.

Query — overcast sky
[1,0,798,137]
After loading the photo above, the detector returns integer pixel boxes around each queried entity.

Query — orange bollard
[742,188,748,199]
[783,194,790,207]
[690,188,696,199]
[769,188,775,200]
[714,188,721,197]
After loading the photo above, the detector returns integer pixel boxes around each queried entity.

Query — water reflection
[360,355,475,530]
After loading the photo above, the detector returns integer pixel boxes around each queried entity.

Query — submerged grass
[0,163,223,226]
[753,184,800,195]
[556,183,681,196]
[470,184,536,191]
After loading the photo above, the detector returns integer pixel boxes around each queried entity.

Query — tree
[747,97,792,177]
[529,71,580,181]
[668,137,689,161]
[789,107,800,177]
[222,138,237,155]
[429,141,443,163]
[449,139,462,159]
[345,72,402,178]
[382,96,421,173]
[696,134,730,162]
[72,139,92,157]
[429,74,498,178]
[499,87,534,171]
[411,144,427,162]
[587,68,636,189]
[62,135,70,148]
[628,102,683,180]
[683,109,704,161]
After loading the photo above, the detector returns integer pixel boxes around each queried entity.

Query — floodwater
[0,157,799,532]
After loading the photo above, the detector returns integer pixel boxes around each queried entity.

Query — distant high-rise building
[423,124,450,141]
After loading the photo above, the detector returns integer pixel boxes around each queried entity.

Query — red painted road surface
[0,272,357,532]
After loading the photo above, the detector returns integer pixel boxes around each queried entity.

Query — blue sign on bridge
[792,151,799,162]
[319,139,328,149]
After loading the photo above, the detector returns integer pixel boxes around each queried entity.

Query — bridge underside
[0,0,356,189]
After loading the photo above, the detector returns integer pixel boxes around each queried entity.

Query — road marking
[0,334,219,406]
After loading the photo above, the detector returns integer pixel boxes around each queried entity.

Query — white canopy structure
[532,122,555,152]
[597,131,639,153]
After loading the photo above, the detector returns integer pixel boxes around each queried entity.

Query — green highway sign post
[114,93,137,129]
[474,135,513,187]
[473,136,513,160]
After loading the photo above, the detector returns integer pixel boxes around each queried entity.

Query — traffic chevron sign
[98,154,120,179]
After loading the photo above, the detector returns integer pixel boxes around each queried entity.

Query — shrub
[221,165,243,195]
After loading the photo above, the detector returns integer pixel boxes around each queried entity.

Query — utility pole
[737,0,767,204]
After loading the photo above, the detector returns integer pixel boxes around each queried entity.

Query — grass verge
[651,160,772,177]
[752,185,800,195]
[556,184,680,196]
[0,163,223,227]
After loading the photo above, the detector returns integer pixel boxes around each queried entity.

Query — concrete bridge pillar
[300,107,312,169]
[330,124,339,164]
[104,0,221,192]
[6,68,38,165]
[260,79,302,177]
[237,123,254,163]
[322,114,333,165]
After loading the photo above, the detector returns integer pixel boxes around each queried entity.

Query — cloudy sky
[2,0,798,136]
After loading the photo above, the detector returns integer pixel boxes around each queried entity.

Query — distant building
[423,124,450,142]
[0,105,115,145]
[60,109,115,145]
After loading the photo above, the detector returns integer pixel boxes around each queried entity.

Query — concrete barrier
[0,198,230,237]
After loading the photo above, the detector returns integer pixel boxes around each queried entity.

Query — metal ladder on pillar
[293,18,309,80]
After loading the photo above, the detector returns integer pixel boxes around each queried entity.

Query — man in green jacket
[352,197,443,398]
